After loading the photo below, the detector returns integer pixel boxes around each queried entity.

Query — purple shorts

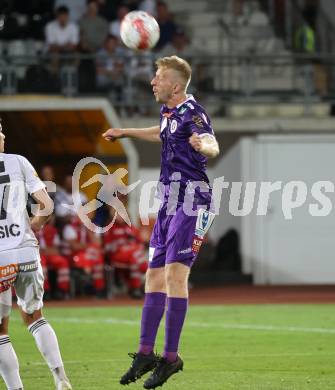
[149,202,215,269]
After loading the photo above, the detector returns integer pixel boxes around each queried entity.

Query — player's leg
[144,206,211,389]
[15,258,72,390]
[40,255,51,298]
[139,265,166,353]
[0,289,23,390]
[164,262,190,361]
[20,309,72,390]
[143,263,187,389]
[119,265,166,385]
[120,209,169,385]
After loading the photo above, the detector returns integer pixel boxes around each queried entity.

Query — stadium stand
[0,0,331,106]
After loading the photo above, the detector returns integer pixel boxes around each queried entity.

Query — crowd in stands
[34,165,150,300]
[0,0,204,101]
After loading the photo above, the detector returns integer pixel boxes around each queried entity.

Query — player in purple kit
[102,55,219,388]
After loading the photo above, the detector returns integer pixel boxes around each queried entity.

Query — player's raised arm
[189,132,220,158]
[30,188,54,230]
[102,126,161,143]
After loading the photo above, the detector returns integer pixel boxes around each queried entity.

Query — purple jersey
[159,95,214,204]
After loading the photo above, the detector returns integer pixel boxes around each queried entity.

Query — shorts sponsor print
[0,247,44,317]
[149,203,215,268]
[0,263,18,293]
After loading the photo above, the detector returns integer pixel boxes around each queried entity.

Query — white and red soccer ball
[120,11,160,51]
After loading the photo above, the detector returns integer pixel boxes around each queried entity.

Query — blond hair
[155,55,192,90]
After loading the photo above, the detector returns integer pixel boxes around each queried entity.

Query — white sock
[28,318,67,383]
[0,335,23,390]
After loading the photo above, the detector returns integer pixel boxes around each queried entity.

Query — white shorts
[0,246,44,319]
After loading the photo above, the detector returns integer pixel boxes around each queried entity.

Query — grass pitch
[5,304,335,390]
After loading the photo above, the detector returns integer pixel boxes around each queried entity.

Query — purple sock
[163,297,188,362]
[138,292,166,355]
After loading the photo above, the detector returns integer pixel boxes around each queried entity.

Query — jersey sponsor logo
[0,224,21,239]
[178,247,192,255]
[170,119,178,133]
[192,115,204,129]
[192,236,203,253]
[195,209,215,238]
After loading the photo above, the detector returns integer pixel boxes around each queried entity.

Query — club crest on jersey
[170,119,178,133]
[192,115,204,129]
[178,106,187,114]
[195,209,215,238]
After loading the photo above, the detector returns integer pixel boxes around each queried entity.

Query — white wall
[209,140,243,241]
[209,134,335,284]
[209,137,255,274]
[253,135,335,284]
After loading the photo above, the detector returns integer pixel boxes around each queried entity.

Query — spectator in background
[232,0,244,17]
[158,27,193,58]
[104,211,148,299]
[96,34,126,101]
[79,0,108,53]
[159,28,213,92]
[37,215,71,300]
[54,0,87,23]
[54,174,88,222]
[247,0,269,27]
[109,4,130,39]
[61,215,106,296]
[45,6,79,75]
[40,165,55,183]
[294,9,316,53]
[155,1,176,50]
[139,0,157,16]
[45,6,79,54]
[39,165,59,201]
[98,0,124,21]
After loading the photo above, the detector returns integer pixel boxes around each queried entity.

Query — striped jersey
[0,153,45,253]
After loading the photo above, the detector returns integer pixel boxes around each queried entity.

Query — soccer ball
[120,11,160,51]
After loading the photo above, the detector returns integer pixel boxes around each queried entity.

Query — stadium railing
[0,52,334,113]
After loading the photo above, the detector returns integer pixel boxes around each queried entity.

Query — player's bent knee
[0,316,9,335]
[165,263,190,283]
[20,308,43,326]
[145,267,166,293]
[165,263,190,295]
